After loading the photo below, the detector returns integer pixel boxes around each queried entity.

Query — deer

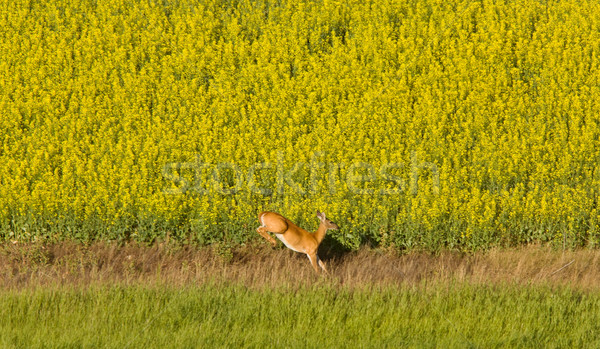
[256,210,339,273]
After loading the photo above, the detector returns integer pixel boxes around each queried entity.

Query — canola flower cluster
[1,0,599,250]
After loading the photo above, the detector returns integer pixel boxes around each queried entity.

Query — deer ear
[316,211,326,221]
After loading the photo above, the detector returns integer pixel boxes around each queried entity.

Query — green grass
[1,284,599,348]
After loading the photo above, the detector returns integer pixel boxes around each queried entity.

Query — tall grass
[1,284,599,348]
[4,242,600,289]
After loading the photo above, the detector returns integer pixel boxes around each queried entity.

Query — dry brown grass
[1,241,599,289]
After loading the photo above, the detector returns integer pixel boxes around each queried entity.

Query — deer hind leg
[256,226,277,246]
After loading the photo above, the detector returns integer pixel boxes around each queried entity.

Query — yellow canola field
[1,0,599,250]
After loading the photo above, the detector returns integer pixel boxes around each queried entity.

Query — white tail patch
[259,213,267,227]
[276,234,301,252]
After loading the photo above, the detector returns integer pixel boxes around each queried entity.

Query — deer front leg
[306,252,321,273]
[257,226,277,246]
[317,255,328,274]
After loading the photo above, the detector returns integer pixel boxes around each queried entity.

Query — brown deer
[256,211,339,273]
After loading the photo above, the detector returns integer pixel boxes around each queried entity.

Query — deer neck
[313,223,328,244]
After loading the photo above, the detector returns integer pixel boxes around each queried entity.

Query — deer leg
[257,226,277,246]
[306,252,320,273]
[317,255,328,274]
